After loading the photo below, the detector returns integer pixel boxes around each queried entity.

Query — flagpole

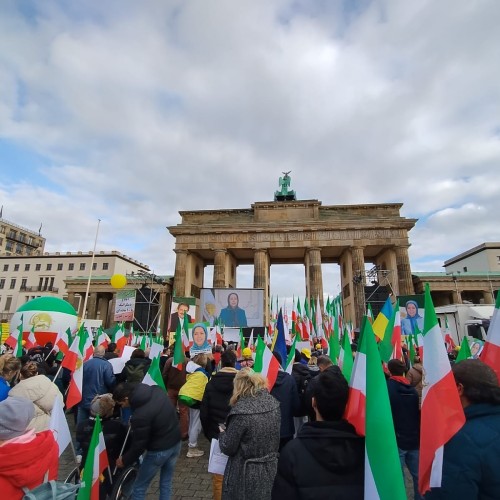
[81,219,101,322]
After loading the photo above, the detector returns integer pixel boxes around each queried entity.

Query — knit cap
[0,396,35,440]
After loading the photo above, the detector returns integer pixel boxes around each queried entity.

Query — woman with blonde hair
[0,354,21,402]
[219,368,281,500]
[9,361,62,432]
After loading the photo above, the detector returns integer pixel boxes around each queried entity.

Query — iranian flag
[345,318,406,499]
[55,327,73,356]
[237,328,245,359]
[378,299,402,363]
[5,315,24,357]
[254,336,280,391]
[338,327,353,383]
[25,326,37,350]
[77,415,109,500]
[143,355,167,390]
[172,322,185,370]
[9,297,78,346]
[480,292,500,379]
[94,326,108,349]
[419,283,465,496]
[315,296,324,339]
[113,322,127,355]
[64,327,92,409]
[285,335,297,374]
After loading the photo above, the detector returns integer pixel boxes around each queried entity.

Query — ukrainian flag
[372,298,393,340]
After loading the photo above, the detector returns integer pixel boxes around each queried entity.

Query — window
[14,264,19,271]
[5,242,13,252]
[21,278,27,289]
[57,263,63,271]
[80,263,86,271]
[46,263,52,271]
[92,263,97,271]
[0,278,5,289]
[25,264,30,271]
[10,278,16,289]
[102,262,109,270]
[463,266,468,272]
[49,277,55,289]
[36,264,41,271]
[3,264,8,272]
[69,263,74,271]
[4,296,12,311]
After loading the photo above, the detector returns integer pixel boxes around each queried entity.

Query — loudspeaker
[133,287,159,332]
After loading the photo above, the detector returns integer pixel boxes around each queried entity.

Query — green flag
[142,355,166,390]
[172,322,185,370]
[455,336,472,362]
[339,328,353,383]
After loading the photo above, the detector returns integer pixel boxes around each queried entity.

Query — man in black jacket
[272,368,364,500]
[113,383,181,500]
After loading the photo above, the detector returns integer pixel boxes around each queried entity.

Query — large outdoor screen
[200,288,264,328]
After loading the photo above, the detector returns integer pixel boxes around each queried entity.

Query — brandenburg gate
[168,189,416,327]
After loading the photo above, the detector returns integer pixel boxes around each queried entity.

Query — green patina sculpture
[274,171,296,201]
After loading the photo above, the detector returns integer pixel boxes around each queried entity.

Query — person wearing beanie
[0,396,59,500]
[239,347,254,368]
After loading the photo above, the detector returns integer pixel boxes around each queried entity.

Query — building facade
[0,217,46,257]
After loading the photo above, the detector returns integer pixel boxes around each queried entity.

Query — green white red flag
[339,327,353,383]
[77,415,109,500]
[254,336,280,390]
[285,335,297,375]
[172,322,185,370]
[142,355,167,390]
[419,283,465,496]
[5,315,24,357]
[378,299,402,363]
[480,292,500,379]
[345,317,406,499]
[113,322,127,354]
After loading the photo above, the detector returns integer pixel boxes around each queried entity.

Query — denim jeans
[399,448,423,500]
[132,442,181,500]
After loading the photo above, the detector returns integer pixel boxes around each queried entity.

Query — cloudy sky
[1,0,499,301]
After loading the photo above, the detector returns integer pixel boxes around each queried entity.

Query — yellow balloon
[110,274,127,289]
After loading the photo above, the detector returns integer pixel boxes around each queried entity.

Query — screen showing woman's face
[193,327,206,346]
[406,302,417,317]
[229,294,238,308]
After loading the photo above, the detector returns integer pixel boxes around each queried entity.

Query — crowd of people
[1,332,500,500]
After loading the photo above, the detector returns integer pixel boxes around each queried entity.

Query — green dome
[17,297,77,316]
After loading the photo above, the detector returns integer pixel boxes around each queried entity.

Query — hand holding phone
[218,423,226,432]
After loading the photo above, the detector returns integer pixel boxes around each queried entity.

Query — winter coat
[387,377,420,450]
[178,361,209,408]
[162,357,187,391]
[120,357,151,383]
[0,377,10,402]
[219,389,281,500]
[122,383,181,467]
[219,307,248,327]
[291,363,312,416]
[81,355,116,410]
[9,375,63,432]
[406,363,423,403]
[270,370,301,439]
[76,416,128,469]
[272,420,365,500]
[425,403,500,499]
[200,367,238,441]
[0,430,59,500]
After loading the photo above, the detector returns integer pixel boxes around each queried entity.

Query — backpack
[124,363,146,383]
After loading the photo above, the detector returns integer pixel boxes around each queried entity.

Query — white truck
[435,304,494,345]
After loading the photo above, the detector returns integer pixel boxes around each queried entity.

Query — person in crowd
[179,353,210,458]
[239,347,254,368]
[218,292,248,327]
[200,349,238,500]
[406,354,423,405]
[162,353,189,441]
[8,361,62,432]
[401,300,424,336]
[113,383,181,500]
[0,354,21,402]
[272,368,364,500]
[219,368,281,500]
[77,393,127,496]
[119,348,151,383]
[159,345,172,373]
[303,355,336,421]
[386,359,422,500]
[270,351,301,450]
[79,345,116,423]
[291,349,312,434]
[426,359,500,499]
[0,396,59,500]
[169,302,192,333]
[104,342,119,360]
[308,353,320,375]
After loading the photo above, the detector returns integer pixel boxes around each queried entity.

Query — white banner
[114,290,136,322]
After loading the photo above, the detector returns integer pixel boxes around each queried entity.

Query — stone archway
[168,199,416,327]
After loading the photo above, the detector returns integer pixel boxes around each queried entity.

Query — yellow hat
[315,343,322,350]
[301,348,311,359]
[242,347,253,359]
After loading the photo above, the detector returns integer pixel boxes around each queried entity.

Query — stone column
[352,246,366,328]
[173,250,188,297]
[97,295,108,323]
[213,249,228,288]
[253,249,268,289]
[66,292,76,310]
[483,290,495,305]
[87,292,98,319]
[307,247,324,310]
[395,245,414,296]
